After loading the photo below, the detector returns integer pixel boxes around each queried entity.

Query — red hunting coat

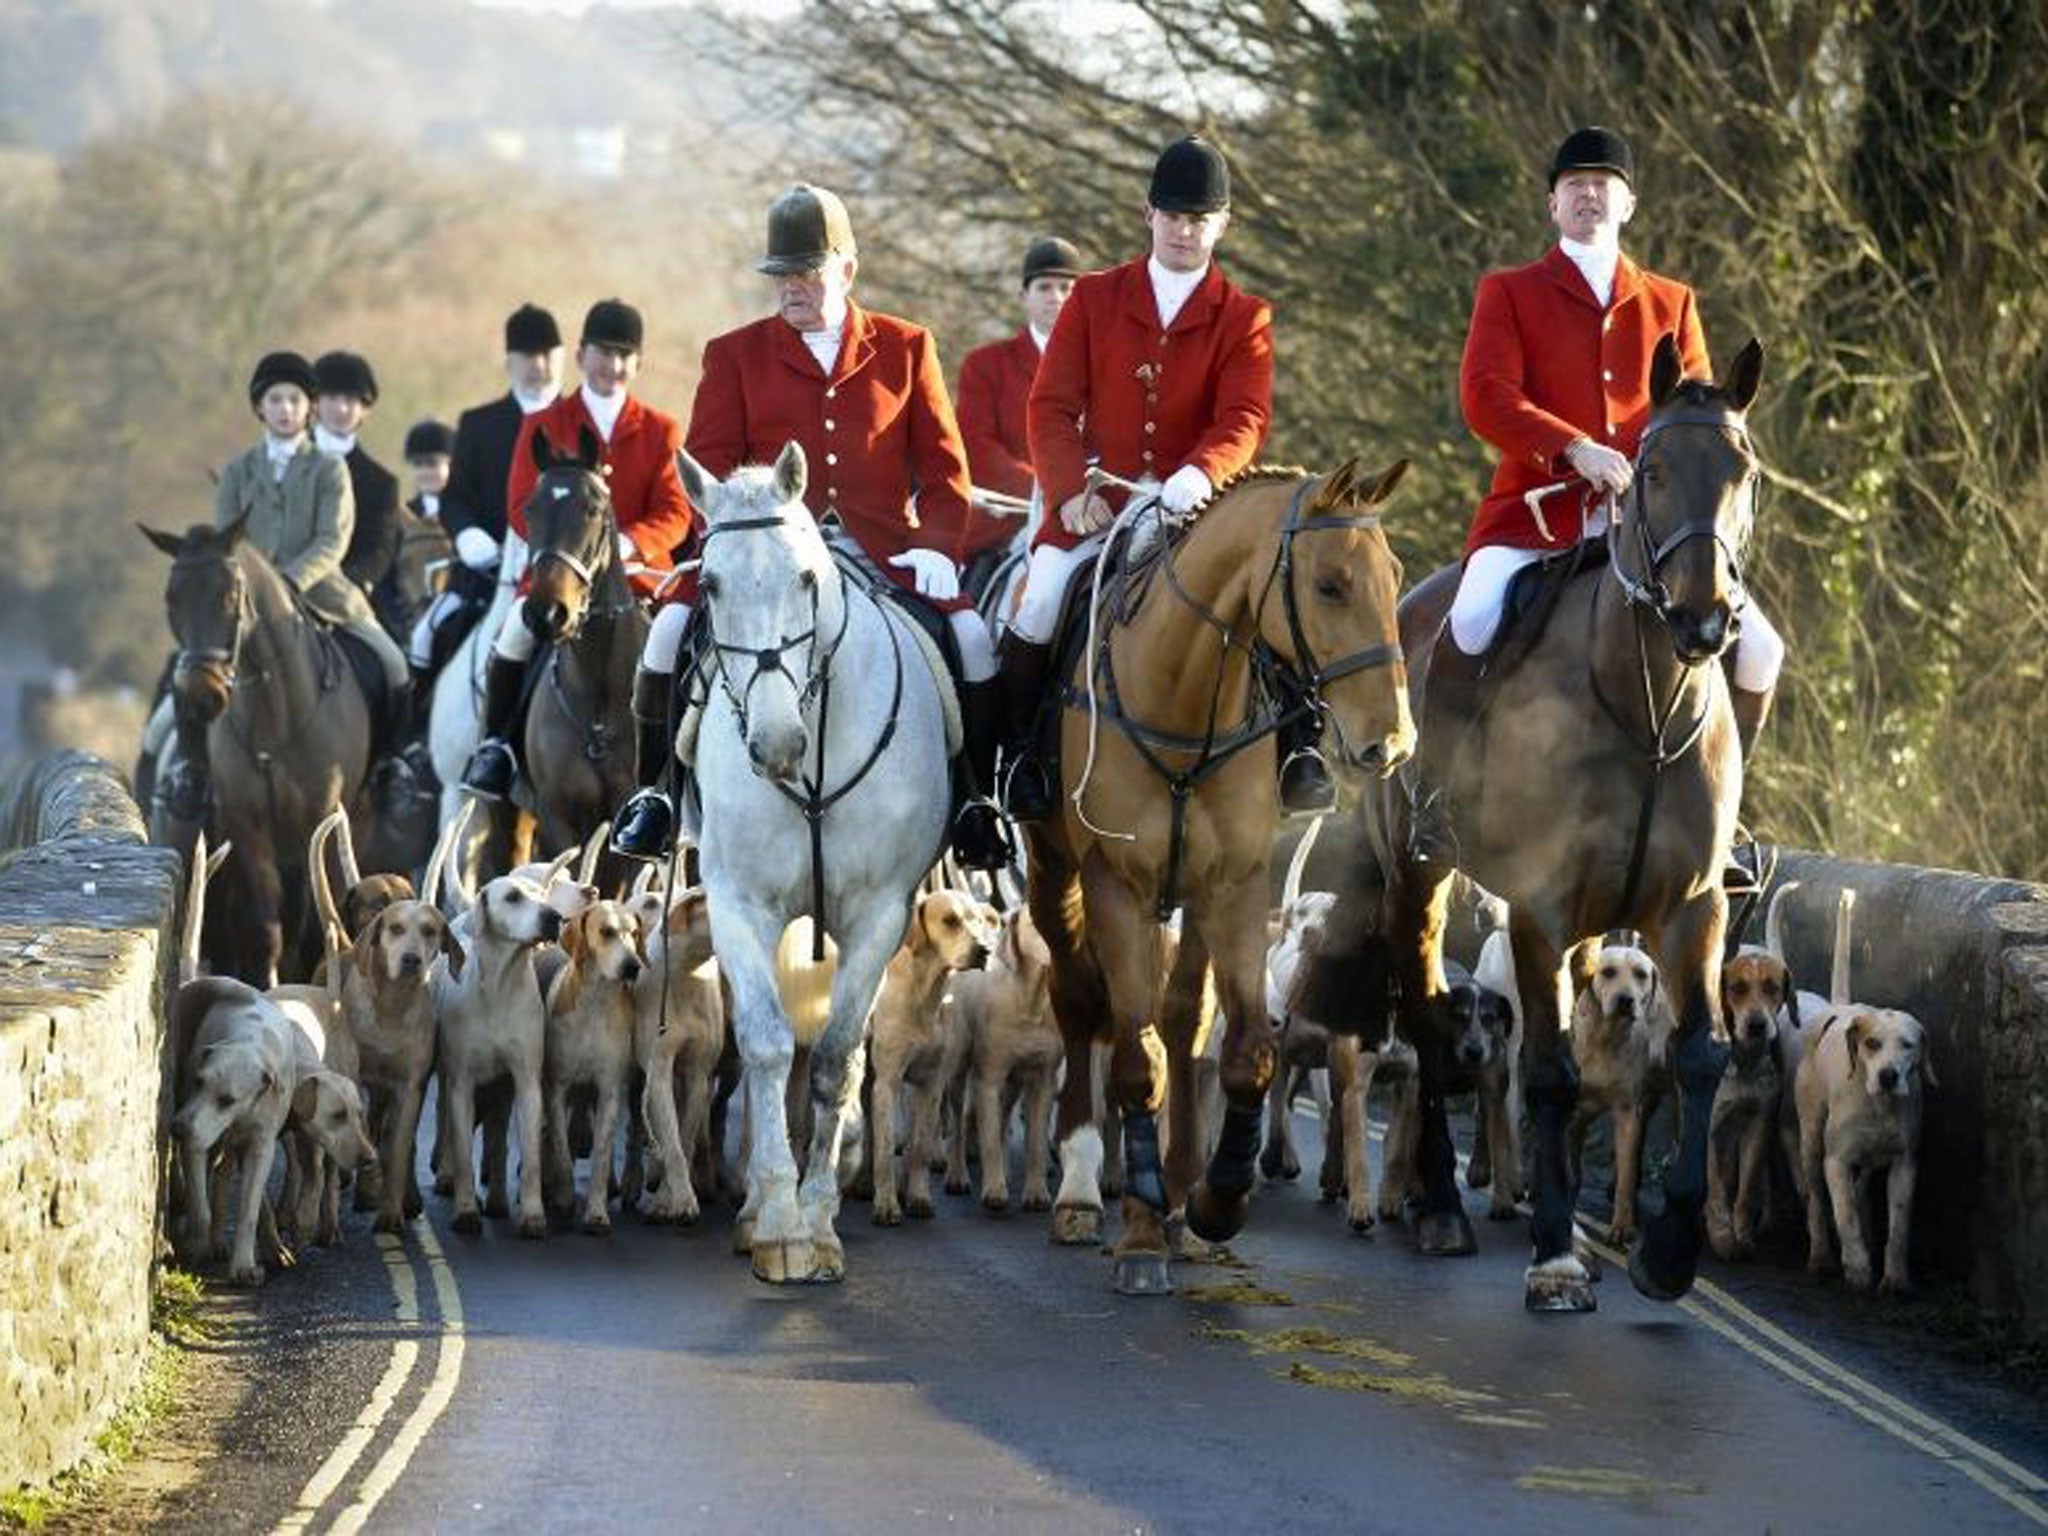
[1028,256,1273,552]
[506,391,694,598]
[684,302,977,612]
[955,327,1041,557]
[1460,246,1710,554]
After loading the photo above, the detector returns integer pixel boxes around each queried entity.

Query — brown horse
[1304,336,1765,1313]
[1026,462,1415,1294]
[517,427,648,886]
[141,519,373,984]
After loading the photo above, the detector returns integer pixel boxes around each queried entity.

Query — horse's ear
[577,425,603,472]
[219,511,250,552]
[1649,333,1684,407]
[1320,459,1358,506]
[771,440,808,505]
[1725,338,1765,414]
[139,524,183,558]
[529,429,555,474]
[676,450,713,516]
[1358,459,1409,507]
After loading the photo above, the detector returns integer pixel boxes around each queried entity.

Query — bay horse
[1305,336,1765,1313]
[141,518,373,984]
[514,426,648,888]
[1027,461,1415,1294]
[681,441,952,1286]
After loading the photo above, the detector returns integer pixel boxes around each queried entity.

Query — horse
[1303,335,1765,1314]
[140,518,373,984]
[1025,461,1416,1294]
[427,553,524,890]
[680,440,951,1286]
[513,426,647,888]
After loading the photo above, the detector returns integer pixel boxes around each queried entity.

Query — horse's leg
[1631,889,1730,1301]
[1187,875,1280,1244]
[1030,844,1108,1246]
[1079,856,1171,1296]
[1387,863,1474,1257]
[1513,909,1592,1311]
[714,901,804,1278]
[1157,924,1209,1235]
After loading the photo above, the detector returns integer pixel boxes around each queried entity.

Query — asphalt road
[81,1105,2048,1535]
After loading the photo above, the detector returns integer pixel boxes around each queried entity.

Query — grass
[0,1267,205,1530]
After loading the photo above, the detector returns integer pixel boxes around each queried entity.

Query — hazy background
[1,0,2043,880]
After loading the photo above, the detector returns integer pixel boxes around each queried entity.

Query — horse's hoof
[732,1218,755,1256]
[905,1193,935,1220]
[519,1213,547,1241]
[752,1237,817,1285]
[1525,1256,1599,1313]
[452,1208,482,1236]
[1113,1251,1174,1296]
[807,1239,846,1284]
[1185,1181,1251,1244]
[1415,1209,1478,1257]
[1628,1203,1703,1302]
[1051,1202,1103,1247]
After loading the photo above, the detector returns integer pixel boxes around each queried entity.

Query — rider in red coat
[1407,126,1785,863]
[462,297,695,799]
[608,185,1010,871]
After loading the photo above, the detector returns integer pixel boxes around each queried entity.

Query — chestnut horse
[1302,336,1765,1312]
[1027,462,1415,1294]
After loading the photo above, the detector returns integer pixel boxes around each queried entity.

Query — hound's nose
[1744,1016,1767,1041]
[1614,995,1637,1020]
[1878,1065,1899,1091]
[400,952,423,975]
[620,958,643,985]
[1458,1042,1485,1066]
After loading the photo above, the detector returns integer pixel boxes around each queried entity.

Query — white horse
[427,547,524,885]
[682,441,949,1285]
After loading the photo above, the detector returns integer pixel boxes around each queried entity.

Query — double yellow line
[273,1222,467,1535]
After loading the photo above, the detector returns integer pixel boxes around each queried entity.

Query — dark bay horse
[1303,336,1766,1313]
[517,427,648,887]
[142,519,373,984]
[1026,462,1415,1294]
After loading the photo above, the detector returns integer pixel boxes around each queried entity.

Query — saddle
[1485,535,1611,676]
[329,628,402,757]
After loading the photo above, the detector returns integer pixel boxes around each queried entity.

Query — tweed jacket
[213,438,370,626]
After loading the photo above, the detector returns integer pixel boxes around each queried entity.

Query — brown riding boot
[997,634,1056,822]
[1405,632,1489,867]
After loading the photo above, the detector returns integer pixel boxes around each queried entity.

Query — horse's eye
[701,575,721,600]
[1315,576,1347,603]
[800,569,817,591]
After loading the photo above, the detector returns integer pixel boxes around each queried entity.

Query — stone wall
[0,751,181,1494]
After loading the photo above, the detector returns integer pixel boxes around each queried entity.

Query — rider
[1406,125,1786,864]
[460,298,694,800]
[1006,137,1331,816]
[606,183,1009,872]
[375,417,454,648]
[954,236,1084,580]
[412,303,566,696]
[313,350,404,606]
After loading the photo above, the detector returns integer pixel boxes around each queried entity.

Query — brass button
[826,452,838,466]
[824,418,836,431]
[601,463,614,477]
[1601,369,1613,382]
[1142,450,1155,463]
[1144,422,1156,435]
[826,387,837,399]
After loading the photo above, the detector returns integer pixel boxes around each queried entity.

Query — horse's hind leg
[1030,839,1108,1247]
[1632,889,1731,1302]
[1388,863,1475,1258]
[1512,910,1593,1312]
[1187,875,1280,1245]
[1156,923,1210,1238]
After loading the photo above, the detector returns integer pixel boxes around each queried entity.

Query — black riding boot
[951,677,1015,873]
[1406,631,1489,866]
[395,662,440,787]
[461,652,529,799]
[1274,675,1337,815]
[612,666,677,862]
[997,634,1055,822]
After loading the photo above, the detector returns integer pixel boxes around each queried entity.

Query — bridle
[697,515,850,746]
[1607,406,1758,660]
[526,467,629,639]
[171,554,252,697]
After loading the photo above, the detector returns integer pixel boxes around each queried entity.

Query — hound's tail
[577,823,609,889]
[181,833,232,983]
[1830,888,1857,1007]
[423,796,476,914]
[1763,879,1801,961]
[308,809,347,958]
[332,806,364,889]
[1281,813,1326,910]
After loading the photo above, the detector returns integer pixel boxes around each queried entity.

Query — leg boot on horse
[462,651,530,799]
[996,633,1056,822]
[950,678,1015,873]
[613,665,678,861]
[1405,625,1488,867]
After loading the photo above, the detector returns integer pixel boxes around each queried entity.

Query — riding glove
[454,527,501,571]
[886,548,962,601]
[1160,465,1214,514]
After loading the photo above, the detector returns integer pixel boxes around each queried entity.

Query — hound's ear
[562,909,588,961]
[351,910,387,979]
[440,919,466,979]
[140,523,184,558]
[529,428,555,474]
[1360,459,1409,507]
[907,898,934,956]
[1784,977,1802,1034]
[1844,1014,1871,1080]
[676,449,713,515]
[1649,332,1684,407]
[632,917,651,968]
[292,1076,319,1122]
[577,425,603,472]
[1726,338,1765,414]
[771,439,808,505]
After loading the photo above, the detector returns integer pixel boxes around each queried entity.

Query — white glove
[616,530,638,562]
[887,548,961,602]
[454,526,501,571]
[1159,465,1213,514]
[1059,490,1114,536]
[1566,437,1633,497]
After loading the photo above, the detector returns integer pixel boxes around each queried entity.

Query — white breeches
[408,589,467,668]
[641,601,695,673]
[635,597,992,683]
[1447,541,1784,692]
[492,610,539,663]
[1010,535,1104,646]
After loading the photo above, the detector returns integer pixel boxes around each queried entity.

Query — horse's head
[1621,335,1765,666]
[142,519,250,725]
[521,425,617,642]
[679,440,837,786]
[1261,460,1416,779]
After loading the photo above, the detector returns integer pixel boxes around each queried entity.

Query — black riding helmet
[248,350,317,411]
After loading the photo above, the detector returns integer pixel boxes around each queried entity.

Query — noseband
[1608,407,1758,659]
[698,515,848,739]
[527,471,627,638]
[171,557,251,694]
[1269,476,1404,699]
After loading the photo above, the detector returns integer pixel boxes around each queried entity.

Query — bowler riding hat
[581,298,644,354]
[248,350,317,409]
[1549,126,1634,187]
[313,350,379,406]
[404,419,455,459]
[756,184,858,276]
[504,302,563,354]
[1149,136,1230,214]
[1020,236,1083,288]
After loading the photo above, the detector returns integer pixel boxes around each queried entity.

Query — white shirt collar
[1028,323,1052,352]
[1147,255,1208,329]
[265,432,305,481]
[580,381,627,441]
[1558,236,1621,307]
[513,384,558,415]
[420,491,441,518]
[801,321,845,376]
[313,424,357,458]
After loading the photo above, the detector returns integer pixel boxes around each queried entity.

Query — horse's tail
[424,796,476,914]
[1830,887,1856,1006]
[1763,879,1801,961]
[308,809,347,959]
[1281,813,1326,910]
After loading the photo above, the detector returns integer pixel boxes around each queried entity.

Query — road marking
[1331,1108,2048,1526]
[328,1220,467,1534]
